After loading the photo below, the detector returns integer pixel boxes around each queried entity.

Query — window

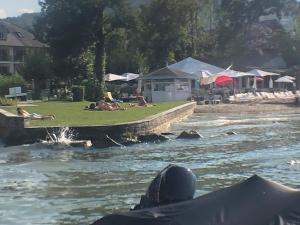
[0,32,5,40]
[14,49,25,62]
[0,49,9,61]
[154,83,173,92]
[15,32,24,38]
[176,83,190,91]
[0,66,9,74]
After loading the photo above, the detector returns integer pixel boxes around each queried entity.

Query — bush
[0,97,16,106]
[71,86,85,102]
[82,79,104,101]
[0,74,26,97]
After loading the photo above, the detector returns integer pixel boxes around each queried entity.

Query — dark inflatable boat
[92,175,300,225]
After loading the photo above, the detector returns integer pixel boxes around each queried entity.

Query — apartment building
[0,20,47,74]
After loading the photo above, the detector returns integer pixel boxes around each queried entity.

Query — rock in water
[92,135,123,148]
[177,130,203,139]
[161,132,175,136]
[138,134,169,143]
[226,131,237,136]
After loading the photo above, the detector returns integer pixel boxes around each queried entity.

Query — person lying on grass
[17,107,55,120]
[97,100,126,111]
[85,101,126,111]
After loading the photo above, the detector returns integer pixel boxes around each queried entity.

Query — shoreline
[0,102,196,147]
[195,102,300,114]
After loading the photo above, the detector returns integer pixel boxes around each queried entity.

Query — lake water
[1,112,300,225]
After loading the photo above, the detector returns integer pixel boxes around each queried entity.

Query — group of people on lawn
[17,96,149,121]
[85,96,149,111]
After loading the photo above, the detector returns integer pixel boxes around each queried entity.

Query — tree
[21,50,52,98]
[217,0,283,56]
[138,0,198,69]
[36,0,132,99]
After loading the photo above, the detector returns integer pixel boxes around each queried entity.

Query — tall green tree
[36,0,131,99]
[138,0,198,69]
[217,0,283,56]
[21,50,52,98]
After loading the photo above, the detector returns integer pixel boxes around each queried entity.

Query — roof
[168,57,225,77]
[0,20,47,48]
[143,67,196,80]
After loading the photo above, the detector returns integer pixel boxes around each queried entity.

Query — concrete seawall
[0,102,196,146]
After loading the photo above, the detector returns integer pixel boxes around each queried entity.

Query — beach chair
[254,92,263,100]
[229,95,236,103]
[273,92,280,98]
[266,93,275,99]
[286,91,294,98]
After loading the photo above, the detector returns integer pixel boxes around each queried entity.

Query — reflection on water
[1,112,300,224]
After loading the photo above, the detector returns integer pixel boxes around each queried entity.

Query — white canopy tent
[105,73,126,82]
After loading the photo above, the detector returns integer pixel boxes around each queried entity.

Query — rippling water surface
[1,112,300,225]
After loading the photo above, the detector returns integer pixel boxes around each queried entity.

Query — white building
[142,57,226,102]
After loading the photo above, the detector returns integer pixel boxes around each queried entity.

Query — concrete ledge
[1,102,196,146]
[0,109,25,138]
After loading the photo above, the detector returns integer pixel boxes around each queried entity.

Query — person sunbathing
[137,96,147,106]
[96,100,125,111]
[129,96,153,107]
[17,107,55,120]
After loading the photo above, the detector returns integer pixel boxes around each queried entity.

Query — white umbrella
[283,75,296,81]
[105,73,126,82]
[275,77,294,83]
[248,69,280,77]
[122,73,140,81]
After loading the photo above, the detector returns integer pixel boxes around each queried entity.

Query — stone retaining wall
[1,102,196,146]
[0,109,25,138]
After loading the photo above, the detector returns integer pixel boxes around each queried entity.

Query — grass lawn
[2,101,188,127]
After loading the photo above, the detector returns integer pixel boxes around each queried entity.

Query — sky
[0,0,41,19]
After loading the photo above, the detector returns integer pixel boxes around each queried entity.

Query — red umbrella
[251,77,264,81]
[215,75,233,86]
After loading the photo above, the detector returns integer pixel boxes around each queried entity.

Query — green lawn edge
[2,101,188,127]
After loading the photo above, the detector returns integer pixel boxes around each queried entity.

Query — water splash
[44,127,92,148]
[46,127,74,145]
[289,160,300,166]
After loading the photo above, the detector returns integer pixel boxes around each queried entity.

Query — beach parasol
[275,77,294,83]
[282,75,296,81]
[215,75,233,86]
[275,76,294,89]
[105,73,126,82]
[247,69,280,77]
[251,77,264,81]
[121,73,140,81]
